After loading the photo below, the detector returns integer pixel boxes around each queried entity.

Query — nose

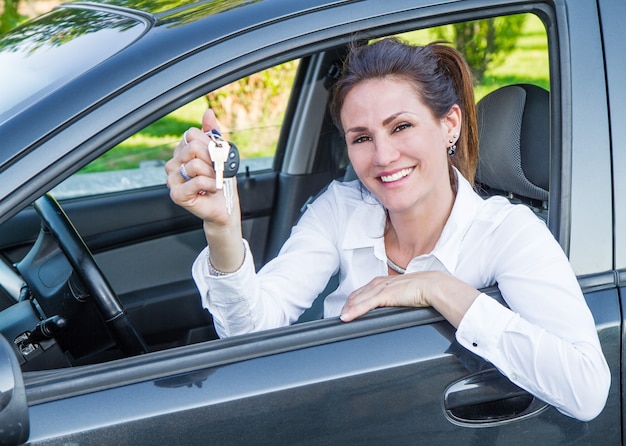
[372,136,400,166]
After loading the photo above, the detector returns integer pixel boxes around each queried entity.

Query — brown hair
[329,38,478,186]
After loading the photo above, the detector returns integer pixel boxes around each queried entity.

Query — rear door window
[52,59,300,199]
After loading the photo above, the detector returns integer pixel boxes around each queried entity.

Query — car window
[49,9,551,347]
[52,59,300,200]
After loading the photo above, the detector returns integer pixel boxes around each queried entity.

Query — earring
[447,143,457,157]
[448,133,458,157]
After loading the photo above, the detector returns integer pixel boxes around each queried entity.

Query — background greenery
[95,13,547,173]
[2,5,548,173]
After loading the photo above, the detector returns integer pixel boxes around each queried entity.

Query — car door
[2,0,622,444]
[599,0,626,444]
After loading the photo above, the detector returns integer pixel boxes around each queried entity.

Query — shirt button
[472,341,478,347]
[511,373,518,381]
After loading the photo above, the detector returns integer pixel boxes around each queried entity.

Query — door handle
[444,369,548,426]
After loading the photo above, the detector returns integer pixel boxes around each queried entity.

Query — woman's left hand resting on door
[340,270,480,327]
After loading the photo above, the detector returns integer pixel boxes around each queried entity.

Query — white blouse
[192,172,610,421]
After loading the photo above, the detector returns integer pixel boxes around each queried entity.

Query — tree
[433,15,527,84]
[0,0,25,34]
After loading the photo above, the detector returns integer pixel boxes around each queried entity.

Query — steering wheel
[32,194,148,356]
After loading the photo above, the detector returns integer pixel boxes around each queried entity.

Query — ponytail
[430,43,478,186]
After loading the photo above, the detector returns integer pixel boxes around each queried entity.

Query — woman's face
[341,77,460,216]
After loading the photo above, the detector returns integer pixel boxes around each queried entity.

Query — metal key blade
[215,167,224,190]
[223,177,234,215]
[207,137,228,189]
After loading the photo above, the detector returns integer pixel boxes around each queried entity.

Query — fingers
[170,108,223,167]
[166,126,218,193]
[167,133,209,172]
[340,273,434,322]
[340,272,480,328]
[202,109,221,134]
[340,276,394,322]
[166,109,241,225]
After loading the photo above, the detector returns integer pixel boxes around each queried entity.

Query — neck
[385,183,455,263]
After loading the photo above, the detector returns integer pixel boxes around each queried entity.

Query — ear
[442,104,462,141]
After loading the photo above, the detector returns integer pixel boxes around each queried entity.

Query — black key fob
[224,142,240,178]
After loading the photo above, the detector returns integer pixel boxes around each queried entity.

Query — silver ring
[183,130,189,145]
[179,163,192,181]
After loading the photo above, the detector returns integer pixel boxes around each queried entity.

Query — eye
[351,135,372,144]
[393,122,413,133]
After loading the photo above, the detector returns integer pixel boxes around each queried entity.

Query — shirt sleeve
[456,206,610,421]
[191,186,343,338]
[192,240,259,338]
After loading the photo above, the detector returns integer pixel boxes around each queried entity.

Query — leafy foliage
[432,14,527,84]
[205,60,299,157]
[0,0,26,34]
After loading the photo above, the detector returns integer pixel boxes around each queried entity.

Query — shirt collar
[340,185,387,251]
[340,169,483,274]
[427,170,482,274]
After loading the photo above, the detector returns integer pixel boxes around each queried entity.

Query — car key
[223,140,240,179]
[207,133,228,189]
[207,130,240,183]
[207,130,239,214]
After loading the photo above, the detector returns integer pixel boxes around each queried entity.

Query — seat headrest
[476,84,550,202]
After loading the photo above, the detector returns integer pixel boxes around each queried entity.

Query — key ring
[182,128,222,146]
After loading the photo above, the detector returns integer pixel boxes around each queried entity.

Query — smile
[380,168,413,183]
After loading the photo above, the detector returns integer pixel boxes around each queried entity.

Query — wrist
[207,241,247,276]
[203,220,245,273]
[429,274,480,328]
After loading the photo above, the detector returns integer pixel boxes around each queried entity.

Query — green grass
[80,97,209,173]
[84,13,549,174]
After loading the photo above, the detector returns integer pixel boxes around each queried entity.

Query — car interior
[0,13,551,372]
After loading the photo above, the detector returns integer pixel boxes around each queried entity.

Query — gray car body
[0,0,624,444]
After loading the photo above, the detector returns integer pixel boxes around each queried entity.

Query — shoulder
[490,197,546,229]
[311,179,379,211]
[478,195,540,224]
[327,179,370,199]
[470,195,557,254]
[456,172,543,235]
[298,179,385,237]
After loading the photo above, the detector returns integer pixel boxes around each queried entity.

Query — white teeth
[380,168,412,183]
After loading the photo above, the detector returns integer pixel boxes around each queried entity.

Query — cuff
[455,293,516,369]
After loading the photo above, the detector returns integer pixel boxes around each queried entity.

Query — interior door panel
[0,171,279,347]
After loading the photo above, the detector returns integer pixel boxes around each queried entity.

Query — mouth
[379,167,413,183]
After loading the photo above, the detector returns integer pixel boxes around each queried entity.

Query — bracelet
[207,242,246,277]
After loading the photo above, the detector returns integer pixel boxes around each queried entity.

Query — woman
[166,38,609,421]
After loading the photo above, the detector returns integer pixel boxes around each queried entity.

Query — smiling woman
[165,37,609,422]
[51,15,546,200]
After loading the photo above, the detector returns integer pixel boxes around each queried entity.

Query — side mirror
[0,335,29,445]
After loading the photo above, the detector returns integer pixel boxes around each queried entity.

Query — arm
[340,205,610,421]
[165,109,245,273]
[191,182,344,337]
[456,208,610,421]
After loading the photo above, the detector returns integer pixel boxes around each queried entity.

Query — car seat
[476,84,550,218]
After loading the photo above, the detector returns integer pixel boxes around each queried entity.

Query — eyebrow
[345,111,411,134]
[382,111,410,126]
